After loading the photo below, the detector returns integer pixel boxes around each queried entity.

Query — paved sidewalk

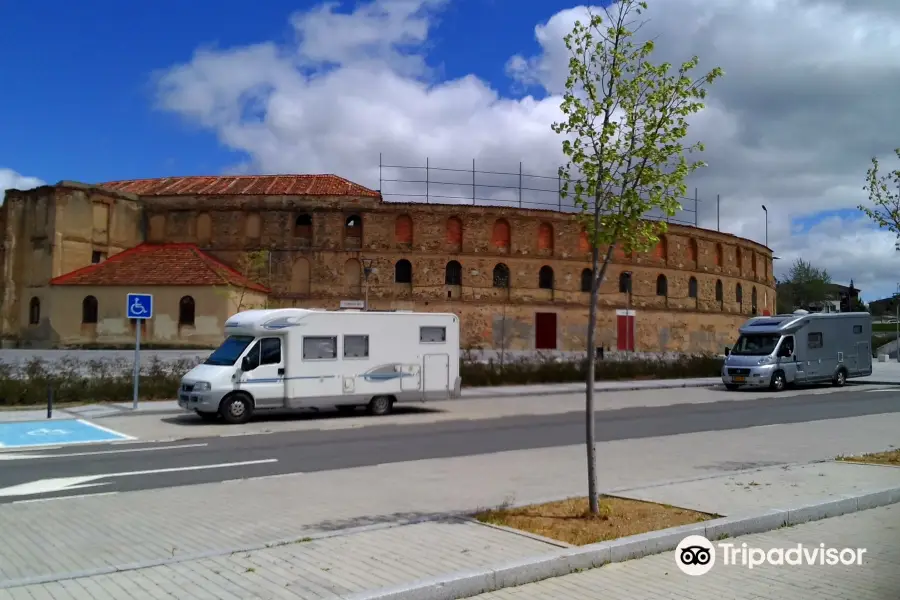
[3,458,899,598]
[468,502,900,600]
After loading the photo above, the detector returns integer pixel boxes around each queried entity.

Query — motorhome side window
[853,325,863,334]
[260,338,281,365]
[808,332,824,349]
[303,336,337,360]
[343,335,369,358]
[420,326,446,343]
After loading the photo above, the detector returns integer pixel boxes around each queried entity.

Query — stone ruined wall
[140,194,775,353]
[0,183,145,347]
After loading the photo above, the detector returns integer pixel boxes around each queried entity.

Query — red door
[535,312,557,350]
[616,311,635,351]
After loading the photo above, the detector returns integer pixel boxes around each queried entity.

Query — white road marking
[12,492,120,505]
[0,458,278,498]
[77,418,136,440]
[863,388,899,393]
[0,443,208,461]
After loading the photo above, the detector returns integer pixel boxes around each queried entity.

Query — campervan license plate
[733,376,746,383]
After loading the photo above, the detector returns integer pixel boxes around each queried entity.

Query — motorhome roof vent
[793,309,810,315]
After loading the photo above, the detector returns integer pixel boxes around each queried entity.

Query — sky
[3,0,900,301]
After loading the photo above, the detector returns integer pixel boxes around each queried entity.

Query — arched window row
[70,295,199,326]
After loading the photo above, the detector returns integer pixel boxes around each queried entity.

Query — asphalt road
[1,387,897,502]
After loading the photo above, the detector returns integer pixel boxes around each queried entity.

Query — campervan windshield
[731,333,781,356]
[205,335,254,366]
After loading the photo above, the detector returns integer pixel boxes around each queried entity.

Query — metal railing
[377,155,724,229]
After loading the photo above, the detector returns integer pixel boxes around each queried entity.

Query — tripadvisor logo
[675,535,866,575]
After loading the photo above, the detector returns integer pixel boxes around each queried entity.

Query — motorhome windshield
[205,335,255,366]
[731,333,781,356]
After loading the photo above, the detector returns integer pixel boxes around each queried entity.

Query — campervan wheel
[367,395,394,416]
[769,371,786,392]
[833,368,847,387]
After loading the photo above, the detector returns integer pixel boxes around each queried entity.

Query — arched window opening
[28,297,40,325]
[493,263,510,288]
[619,272,632,294]
[688,277,698,299]
[82,295,98,324]
[492,219,511,250]
[656,274,668,297]
[344,214,362,248]
[581,268,592,293]
[538,266,554,290]
[179,296,196,326]
[394,259,412,284]
[752,287,758,314]
[394,214,413,245]
[445,261,462,286]
[294,213,312,240]
[715,280,724,303]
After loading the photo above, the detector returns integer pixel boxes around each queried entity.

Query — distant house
[775,280,861,313]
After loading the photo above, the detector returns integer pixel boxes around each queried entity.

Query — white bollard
[879,354,888,363]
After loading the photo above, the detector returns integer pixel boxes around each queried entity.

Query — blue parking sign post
[126,293,153,410]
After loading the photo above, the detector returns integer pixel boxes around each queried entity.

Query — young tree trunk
[585,237,616,515]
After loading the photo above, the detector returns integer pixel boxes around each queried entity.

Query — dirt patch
[837,448,900,466]
[476,496,717,546]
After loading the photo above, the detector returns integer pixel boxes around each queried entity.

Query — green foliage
[460,353,723,387]
[859,148,900,240]
[0,356,199,406]
[0,354,723,407]
[552,0,723,258]
[781,258,832,310]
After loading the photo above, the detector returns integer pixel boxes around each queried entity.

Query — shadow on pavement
[159,404,445,427]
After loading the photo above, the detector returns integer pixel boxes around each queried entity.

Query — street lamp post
[895,283,899,363]
[362,258,374,311]
[761,205,768,247]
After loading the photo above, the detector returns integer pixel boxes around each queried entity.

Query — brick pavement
[468,503,900,600]
[1,412,899,588]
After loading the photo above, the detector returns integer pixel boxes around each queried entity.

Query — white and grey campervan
[722,310,872,391]
[177,308,462,423]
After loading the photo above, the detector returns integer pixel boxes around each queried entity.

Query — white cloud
[153,0,900,301]
[0,168,44,198]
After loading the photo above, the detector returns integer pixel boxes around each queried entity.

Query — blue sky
[0,0,574,184]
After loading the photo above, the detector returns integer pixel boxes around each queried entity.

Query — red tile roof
[50,244,269,292]
[97,174,380,197]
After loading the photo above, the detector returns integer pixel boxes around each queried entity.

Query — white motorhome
[722,310,872,391]
[177,308,462,423]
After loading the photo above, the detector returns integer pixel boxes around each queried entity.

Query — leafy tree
[551,0,722,515]
[859,148,900,244]
[215,249,272,313]
[781,258,832,311]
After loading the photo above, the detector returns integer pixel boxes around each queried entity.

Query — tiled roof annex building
[0,174,776,350]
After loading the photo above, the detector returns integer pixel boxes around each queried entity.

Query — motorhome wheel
[769,371,786,392]
[833,369,847,387]
[367,395,393,416]
[220,393,253,424]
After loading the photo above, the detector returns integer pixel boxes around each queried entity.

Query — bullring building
[0,174,775,352]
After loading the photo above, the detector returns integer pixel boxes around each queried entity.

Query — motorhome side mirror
[241,356,254,372]
[724,347,730,356]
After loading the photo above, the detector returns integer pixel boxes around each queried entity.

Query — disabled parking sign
[126,293,153,320]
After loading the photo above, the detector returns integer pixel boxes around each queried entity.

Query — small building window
[28,297,40,325]
[808,332,823,349]
[751,287,758,314]
[736,283,743,304]
[82,295,99,324]
[178,296,195,326]
[656,274,668,297]
[493,263,510,288]
[688,277,698,299]
[420,326,446,343]
[581,268,592,293]
[619,272,632,293]
[294,213,312,240]
[91,251,106,264]
[445,261,462,285]
[538,266,554,290]
[715,280,723,302]
[344,335,369,358]
[302,336,337,360]
[395,259,412,284]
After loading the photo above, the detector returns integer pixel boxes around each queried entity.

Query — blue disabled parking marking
[0,419,135,449]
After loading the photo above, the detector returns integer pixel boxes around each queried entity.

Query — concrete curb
[342,485,900,600]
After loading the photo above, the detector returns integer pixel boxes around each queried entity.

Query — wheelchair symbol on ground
[27,428,71,436]
[0,419,134,448]
[126,293,153,320]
